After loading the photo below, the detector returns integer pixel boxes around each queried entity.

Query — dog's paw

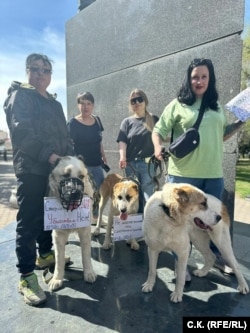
[48,278,63,291]
[193,268,208,277]
[93,227,100,236]
[84,270,97,283]
[127,240,140,251]
[237,282,249,295]
[170,291,183,303]
[142,281,154,293]
[131,242,140,250]
[102,241,112,250]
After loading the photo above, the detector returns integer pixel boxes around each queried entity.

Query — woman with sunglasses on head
[4,53,74,306]
[152,58,244,278]
[117,89,159,213]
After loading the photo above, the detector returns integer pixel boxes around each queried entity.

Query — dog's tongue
[194,217,212,231]
[120,212,128,220]
[67,202,80,211]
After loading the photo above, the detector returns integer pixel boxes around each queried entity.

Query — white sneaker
[19,273,46,306]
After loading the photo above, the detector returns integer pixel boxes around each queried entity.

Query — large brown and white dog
[48,156,97,291]
[93,173,140,250]
[142,183,249,303]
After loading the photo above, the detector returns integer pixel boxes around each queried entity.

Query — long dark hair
[177,58,219,111]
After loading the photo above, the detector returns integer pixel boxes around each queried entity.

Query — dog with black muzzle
[48,155,97,291]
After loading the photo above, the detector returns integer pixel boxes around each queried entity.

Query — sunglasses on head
[190,58,212,68]
[27,66,52,74]
[130,96,144,105]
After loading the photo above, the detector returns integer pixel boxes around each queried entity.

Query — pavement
[0,156,250,333]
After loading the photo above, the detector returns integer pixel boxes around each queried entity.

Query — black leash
[122,163,141,189]
[148,147,170,192]
[122,163,145,210]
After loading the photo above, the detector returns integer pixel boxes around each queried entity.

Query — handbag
[168,102,206,158]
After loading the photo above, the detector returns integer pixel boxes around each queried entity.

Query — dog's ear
[132,184,139,193]
[174,188,189,205]
[48,173,58,194]
[77,154,84,162]
[52,157,61,170]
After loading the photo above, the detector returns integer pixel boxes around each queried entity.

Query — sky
[0,1,77,133]
[0,0,250,134]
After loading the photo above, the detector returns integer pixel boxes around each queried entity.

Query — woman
[117,89,159,213]
[4,53,73,306]
[67,92,107,221]
[152,58,244,277]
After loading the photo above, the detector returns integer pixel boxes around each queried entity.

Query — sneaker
[214,255,234,275]
[19,273,46,306]
[35,250,70,269]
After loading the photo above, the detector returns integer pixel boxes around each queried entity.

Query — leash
[122,163,146,210]
[121,163,141,188]
[148,147,170,191]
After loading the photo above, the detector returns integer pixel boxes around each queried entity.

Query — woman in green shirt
[152,58,243,278]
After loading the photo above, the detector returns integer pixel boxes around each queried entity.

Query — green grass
[235,158,250,198]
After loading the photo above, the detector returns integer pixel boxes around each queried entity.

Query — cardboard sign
[113,214,143,241]
[44,196,91,230]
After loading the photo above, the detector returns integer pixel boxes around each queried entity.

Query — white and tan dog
[142,183,249,302]
[93,173,140,250]
[48,156,97,291]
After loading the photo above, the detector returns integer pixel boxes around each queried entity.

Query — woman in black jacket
[4,53,73,306]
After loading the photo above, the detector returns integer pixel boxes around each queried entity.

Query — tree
[238,27,250,156]
[241,26,250,89]
[238,121,250,157]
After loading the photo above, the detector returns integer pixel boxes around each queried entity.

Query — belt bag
[169,128,200,158]
[168,100,206,159]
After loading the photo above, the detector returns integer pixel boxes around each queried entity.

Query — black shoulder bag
[168,102,206,159]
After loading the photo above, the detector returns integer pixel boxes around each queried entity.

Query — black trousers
[16,174,52,274]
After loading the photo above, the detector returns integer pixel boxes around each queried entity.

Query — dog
[93,173,140,250]
[48,155,97,291]
[142,183,249,303]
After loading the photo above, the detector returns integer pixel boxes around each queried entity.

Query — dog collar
[160,203,172,218]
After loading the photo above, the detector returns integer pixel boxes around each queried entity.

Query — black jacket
[4,81,74,177]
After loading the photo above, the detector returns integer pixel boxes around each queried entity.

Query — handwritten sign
[225,87,250,122]
[44,196,91,230]
[113,214,143,242]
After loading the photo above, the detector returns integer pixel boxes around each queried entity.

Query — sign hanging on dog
[44,196,91,230]
[113,214,143,241]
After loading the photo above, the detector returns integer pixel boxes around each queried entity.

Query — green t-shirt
[153,98,227,178]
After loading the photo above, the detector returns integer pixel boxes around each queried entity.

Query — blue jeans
[86,165,104,217]
[16,174,52,274]
[167,175,224,257]
[167,175,224,199]
[125,160,155,213]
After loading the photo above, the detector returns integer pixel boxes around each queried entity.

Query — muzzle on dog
[59,178,84,211]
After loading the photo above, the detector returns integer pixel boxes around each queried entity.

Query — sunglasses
[130,96,144,105]
[190,58,212,68]
[27,66,52,74]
